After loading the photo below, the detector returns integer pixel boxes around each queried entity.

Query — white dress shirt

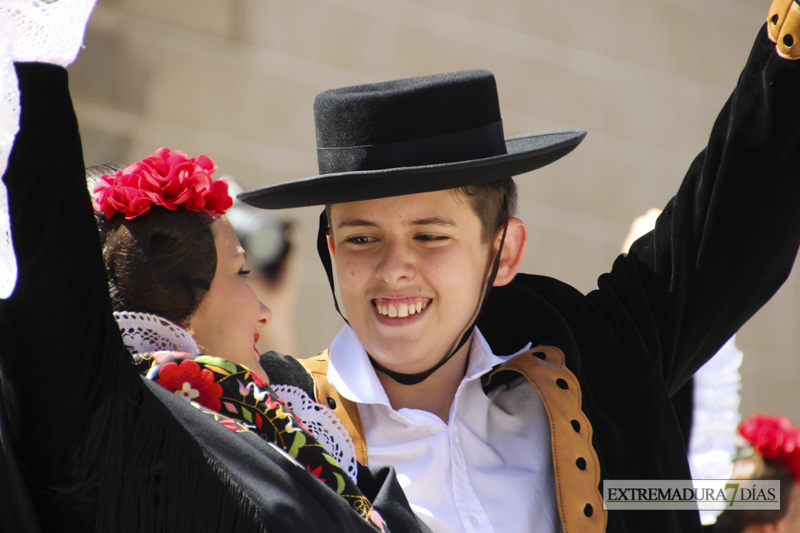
[328,326,562,533]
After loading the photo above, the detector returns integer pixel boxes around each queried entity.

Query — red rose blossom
[739,414,800,482]
[91,148,232,221]
[155,359,223,412]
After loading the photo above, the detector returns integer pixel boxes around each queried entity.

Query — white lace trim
[272,383,358,482]
[688,336,743,525]
[0,36,18,299]
[113,311,200,355]
[0,0,97,67]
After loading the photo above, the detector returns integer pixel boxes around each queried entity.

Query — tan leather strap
[768,0,800,59]
[483,346,606,533]
[300,350,369,465]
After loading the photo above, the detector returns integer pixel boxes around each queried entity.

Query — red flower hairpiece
[739,414,800,482]
[91,147,233,220]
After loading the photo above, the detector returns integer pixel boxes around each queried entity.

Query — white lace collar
[113,310,200,355]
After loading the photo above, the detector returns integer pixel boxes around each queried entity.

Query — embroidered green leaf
[322,453,341,467]
[288,431,307,458]
[333,472,346,493]
[241,407,253,423]
[194,356,238,374]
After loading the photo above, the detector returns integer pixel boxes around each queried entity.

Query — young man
[244,3,800,532]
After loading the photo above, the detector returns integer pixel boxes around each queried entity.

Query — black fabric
[258,350,316,399]
[0,63,428,533]
[316,121,507,174]
[315,70,503,148]
[477,24,800,533]
[0,392,41,533]
[672,378,695,448]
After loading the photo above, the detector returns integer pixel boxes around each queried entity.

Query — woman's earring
[185,324,208,353]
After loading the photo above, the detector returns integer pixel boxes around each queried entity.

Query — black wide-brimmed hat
[239,69,586,209]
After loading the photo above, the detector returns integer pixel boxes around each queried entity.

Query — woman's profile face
[188,217,271,376]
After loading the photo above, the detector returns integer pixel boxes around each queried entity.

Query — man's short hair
[457,177,518,243]
[324,177,517,244]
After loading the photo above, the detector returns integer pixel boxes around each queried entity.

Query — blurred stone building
[69,0,798,422]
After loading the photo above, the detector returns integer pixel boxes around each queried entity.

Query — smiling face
[189,217,271,372]
[328,189,501,375]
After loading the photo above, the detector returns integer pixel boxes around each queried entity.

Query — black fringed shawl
[0,63,427,533]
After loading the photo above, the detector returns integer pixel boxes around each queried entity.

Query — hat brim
[239,129,586,209]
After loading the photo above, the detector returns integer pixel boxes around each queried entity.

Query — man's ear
[327,229,336,256]
[492,217,527,287]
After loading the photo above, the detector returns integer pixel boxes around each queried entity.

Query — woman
[88,155,271,383]
[0,1,425,531]
[713,415,800,533]
[89,149,360,501]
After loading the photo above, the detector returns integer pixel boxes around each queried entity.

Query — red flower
[155,359,223,412]
[306,464,326,483]
[739,414,800,481]
[91,148,232,221]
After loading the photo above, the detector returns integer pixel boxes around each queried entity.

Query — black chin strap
[316,196,509,386]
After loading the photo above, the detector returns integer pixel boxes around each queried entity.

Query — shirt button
[470,516,479,527]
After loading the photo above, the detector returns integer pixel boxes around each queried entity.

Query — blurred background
[69,0,798,423]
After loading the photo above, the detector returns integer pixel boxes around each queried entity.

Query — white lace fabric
[114,311,201,354]
[0,38,18,299]
[0,0,98,299]
[687,336,743,525]
[0,0,98,67]
[273,383,358,481]
[114,310,358,481]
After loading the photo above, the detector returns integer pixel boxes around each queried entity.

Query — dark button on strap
[327,397,337,409]
[584,503,593,517]
[571,419,581,432]
[576,457,587,470]
[532,351,546,360]
[556,378,568,390]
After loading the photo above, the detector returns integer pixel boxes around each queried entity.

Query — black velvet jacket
[0,64,428,532]
[474,23,800,533]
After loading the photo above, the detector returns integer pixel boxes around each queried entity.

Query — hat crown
[313,70,506,173]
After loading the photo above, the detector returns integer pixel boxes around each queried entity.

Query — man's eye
[416,234,447,241]
[347,236,374,244]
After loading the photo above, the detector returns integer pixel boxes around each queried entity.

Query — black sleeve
[591,25,800,390]
[0,63,134,491]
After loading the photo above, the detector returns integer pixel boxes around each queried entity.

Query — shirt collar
[328,325,511,407]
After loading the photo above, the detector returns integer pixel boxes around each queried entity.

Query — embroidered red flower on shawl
[91,147,232,220]
[739,414,800,482]
[155,359,224,412]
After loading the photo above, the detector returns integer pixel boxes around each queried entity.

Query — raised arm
[600,11,800,390]
[0,0,132,487]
